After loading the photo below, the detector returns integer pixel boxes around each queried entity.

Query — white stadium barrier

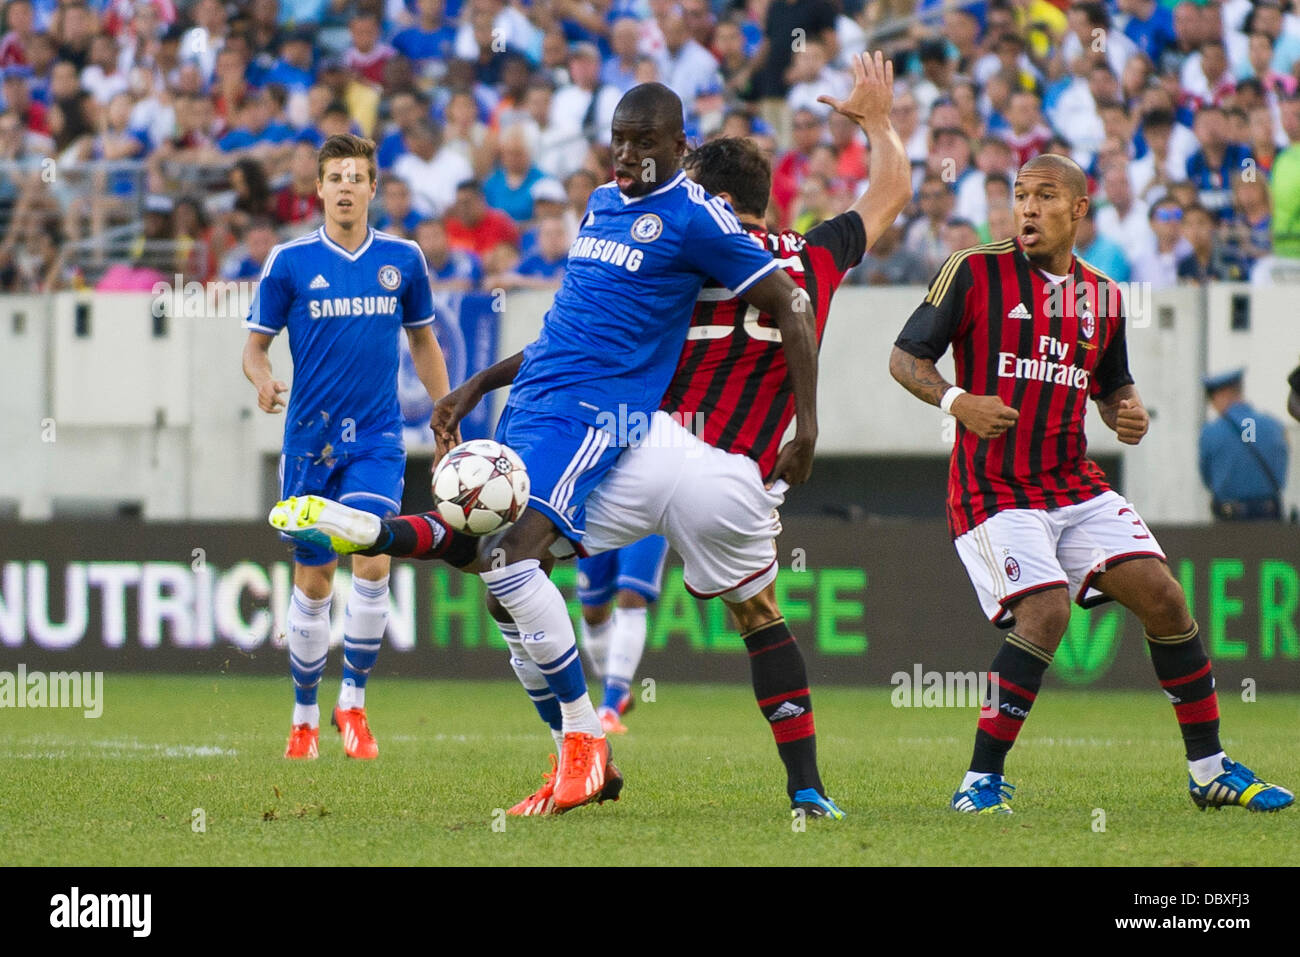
[1,286,1296,522]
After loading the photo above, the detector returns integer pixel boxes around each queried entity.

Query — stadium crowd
[0,0,1298,292]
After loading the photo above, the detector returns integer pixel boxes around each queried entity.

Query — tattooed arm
[888,346,952,407]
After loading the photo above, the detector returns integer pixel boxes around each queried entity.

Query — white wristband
[939,386,966,415]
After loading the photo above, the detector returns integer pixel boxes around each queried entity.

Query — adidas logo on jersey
[767,701,806,722]
[309,274,330,289]
[1007,302,1032,320]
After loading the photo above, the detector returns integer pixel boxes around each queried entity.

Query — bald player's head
[1013,152,1090,267]
[1018,153,1088,199]
[610,82,688,197]
[613,82,684,133]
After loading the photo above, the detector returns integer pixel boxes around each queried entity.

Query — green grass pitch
[1,675,1296,866]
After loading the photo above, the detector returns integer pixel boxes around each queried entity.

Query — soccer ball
[431,439,530,535]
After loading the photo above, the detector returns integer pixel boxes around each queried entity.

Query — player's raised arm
[818,50,911,252]
[740,269,819,486]
[890,253,1018,439]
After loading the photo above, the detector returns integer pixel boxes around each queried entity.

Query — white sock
[481,560,601,736]
[287,586,331,729]
[961,770,993,791]
[579,615,614,680]
[1190,751,1227,786]
[560,693,603,737]
[338,575,388,711]
[338,683,364,710]
[608,606,648,686]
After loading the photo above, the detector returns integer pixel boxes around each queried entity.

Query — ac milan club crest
[1080,308,1095,340]
[1004,556,1021,581]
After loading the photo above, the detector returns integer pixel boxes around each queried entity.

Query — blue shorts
[494,405,624,548]
[279,445,406,565]
[577,535,670,606]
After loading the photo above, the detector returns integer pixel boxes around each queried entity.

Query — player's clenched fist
[257,379,288,414]
[951,393,1019,439]
[1114,398,1149,445]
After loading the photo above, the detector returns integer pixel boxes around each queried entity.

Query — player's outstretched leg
[479,512,610,811]
[270,496,480,567]
[284,570,333,759]
[1095,559,1293,812]
[953,589,1068,814]
[728,584,843,819]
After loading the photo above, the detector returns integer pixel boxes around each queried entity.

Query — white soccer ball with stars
[431,439,530,535]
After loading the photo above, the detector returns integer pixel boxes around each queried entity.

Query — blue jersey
[506,170,778,428]
[244,226,436,458]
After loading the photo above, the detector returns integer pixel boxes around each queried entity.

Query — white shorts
[583,411,786,603]
[954,489,1166,628]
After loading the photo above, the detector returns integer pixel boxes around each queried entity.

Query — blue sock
[341,636,381,691]
[529,687,563,731]
[291,649,327,706]
[536,645,589,703]
[500,619,563,731]
[602,677,631,713]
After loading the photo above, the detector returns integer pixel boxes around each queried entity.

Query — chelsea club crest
[378,265,402,290]
[631,213,663,243]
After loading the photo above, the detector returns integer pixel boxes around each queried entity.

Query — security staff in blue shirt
[1198,369,1289,520]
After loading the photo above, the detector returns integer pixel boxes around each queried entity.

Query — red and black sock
[1147,623,1221,760]
[362,512,478,568]
[970,632,1053,776]
[742,618,823,799]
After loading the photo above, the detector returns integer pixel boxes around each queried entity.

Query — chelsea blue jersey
[506,170,779,427]
[244,226,436,457]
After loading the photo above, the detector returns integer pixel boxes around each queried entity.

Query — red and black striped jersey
[660,211,866,477]
[894,238,1135,538]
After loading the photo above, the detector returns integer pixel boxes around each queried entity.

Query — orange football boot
[553,732,611,809]
[509,752,625,816]
[509,754,559,816]
[332,706,379,760]
[284,723,319,760]
[598,707,628,735]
